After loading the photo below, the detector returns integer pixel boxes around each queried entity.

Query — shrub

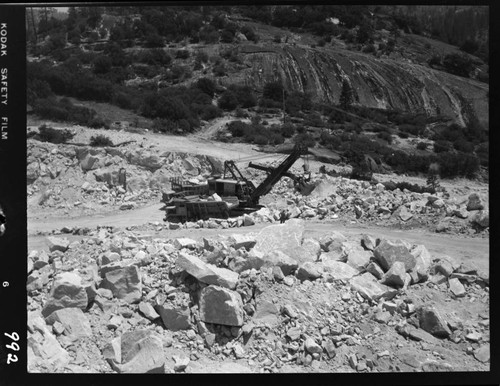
[90,134,113,147]
[453,138,474,153]
[213,63,226,77]
[218,90,238,110]
[37,124,75,144]
[280,123,295,138]
[194,77,217,98]
[442,53,474,78]
[434,140,452,153]
[416,142,428,150]
[294,133,315,148]
[176,49,190,59]
[378,131,393,143]
[235,107,248,118]
[196,51,209,63]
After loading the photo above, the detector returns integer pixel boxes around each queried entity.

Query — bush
[88,117,108,129]
[378,131,393,143]
[194,77,217,98]
[90,134,113,147]
[434,140,451,153]
[196,51,209,63]
[37,124,75,144]
[442,53,474,78]
[213,63,226,77]
[93,55,112,74]
[294,133,315,148]
[416,142,428,150]
[280,123,295,138]
[176,49,190,59]
[218,90,238,110]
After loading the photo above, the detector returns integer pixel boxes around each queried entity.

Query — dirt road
[28,204,489,273]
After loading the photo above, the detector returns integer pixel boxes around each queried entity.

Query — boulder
[448,278,466,297]
[80,153,103,171]
[229,250,266,273]
[45,308,92,338]
[344,243,371,271]
[155,305,192,331]
[243,214,255,226]
[350,272,397,301]
[199,286,244,327]
[174,238,197,250]
[176,252,238,290]
[252,300,280,327]
[410,245,432,282]
[301,238,322,260]
[47,236,70,253]
[318,231,347,251]
[304,337,323,354]
[381,261,406,288]
[260,250,299,276]
[253,219,304,258]
[227,234,256,250]
[321,261,359,281]
[471,210,489,228]
[474,344,490,363]
[416,306,451,338]
[42,272,88,318]
[467,193,485,211]
[139,302,160,321]
[361,234,378,251]
[398,206,413,222]
[28,313,70,370]
[373,239,416,272]
[296,262,322,281]
[103,330,165,373]
[365,262,384,280]
[101,265,142,303]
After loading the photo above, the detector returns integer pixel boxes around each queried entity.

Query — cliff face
[227,44,488,128]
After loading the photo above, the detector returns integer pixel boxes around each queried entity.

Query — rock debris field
[26,136,489,373]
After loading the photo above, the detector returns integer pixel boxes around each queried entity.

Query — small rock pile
[27,219,489,373]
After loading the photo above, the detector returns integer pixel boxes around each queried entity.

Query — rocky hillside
[224,44,488,128]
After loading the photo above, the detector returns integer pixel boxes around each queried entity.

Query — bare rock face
[45,308,92,338]
[177,252,238,290]
[42,272,88,318]
[101,265,142,304]
[103,330,165,373]
[417,306,451,338]
[199,285,244,327]
[373,239,416,272]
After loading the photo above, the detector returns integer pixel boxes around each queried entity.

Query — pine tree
[339,79,354,111]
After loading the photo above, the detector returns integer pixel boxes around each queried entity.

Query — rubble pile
[27,219,489,373]
[266,175,489,235]
[27,140,220,216]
